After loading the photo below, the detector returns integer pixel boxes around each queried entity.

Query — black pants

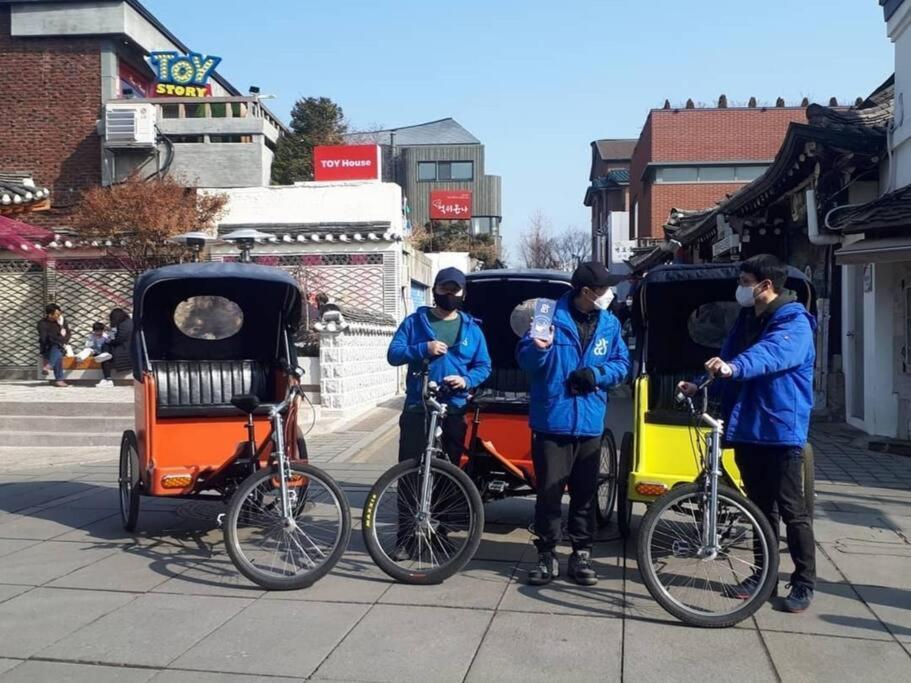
[396,409,469,546]
[532,432,601,553]
[734,445,816,589]
[398,409,467,466]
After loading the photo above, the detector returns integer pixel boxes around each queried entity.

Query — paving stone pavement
[0,398,910,680]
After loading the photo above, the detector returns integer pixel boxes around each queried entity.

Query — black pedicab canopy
[463,269,574,395]
[131,262,302,380]
[631,262,816,377]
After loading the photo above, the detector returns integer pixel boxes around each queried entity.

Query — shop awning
[835,236,911,264]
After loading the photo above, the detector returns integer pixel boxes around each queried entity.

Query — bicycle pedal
[488,480,508,494]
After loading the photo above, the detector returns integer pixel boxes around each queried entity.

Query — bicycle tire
[616,432,634,538]
[637,482,779,628]
[596,429,619,527]
[118,430,141,532]
[224,463,351,590]
[362,458,484,585]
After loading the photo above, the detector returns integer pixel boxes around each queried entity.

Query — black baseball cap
[571,261,612,290]
[434,266,466,289]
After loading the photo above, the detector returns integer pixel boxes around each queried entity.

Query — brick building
[584,139,636,265]
[0,0,284,230]
[628,104,807,239]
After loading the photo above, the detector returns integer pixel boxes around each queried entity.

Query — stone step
[0,415,132,433]
[0,431,123,448]
[0,401,133,418]
[0,447,115,470]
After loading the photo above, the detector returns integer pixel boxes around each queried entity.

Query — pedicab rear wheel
[119,430,141,532]
[616,432,634,539]
[596,429,619,527]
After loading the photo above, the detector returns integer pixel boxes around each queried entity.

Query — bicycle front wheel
[362,458,484,585]
[636,482,778,628]
[224,463,351,590]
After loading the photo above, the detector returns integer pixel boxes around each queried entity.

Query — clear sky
[145,0,893,259]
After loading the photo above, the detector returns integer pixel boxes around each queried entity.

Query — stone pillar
[316,310,397,420]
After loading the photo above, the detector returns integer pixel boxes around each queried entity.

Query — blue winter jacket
[387,307,492,410]
[715,301,817,447]
[516,293,630,437]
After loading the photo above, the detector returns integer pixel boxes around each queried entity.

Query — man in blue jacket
[387,267,491,557]
[679,254,817,613]
[516,262,630,586]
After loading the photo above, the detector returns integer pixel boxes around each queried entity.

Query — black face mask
[433,292,464,312]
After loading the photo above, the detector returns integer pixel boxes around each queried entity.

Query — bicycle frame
[684,379,725,560]
[417,368,447,531]
[698,411,724,559]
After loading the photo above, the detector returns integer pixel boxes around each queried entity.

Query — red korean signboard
[313,144,382,181]
[430,190,472,220]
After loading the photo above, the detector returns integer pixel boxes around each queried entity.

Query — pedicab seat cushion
[151,360,273,417]
[472,368,530,414]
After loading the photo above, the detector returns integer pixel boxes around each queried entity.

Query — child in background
[75,322,113,365]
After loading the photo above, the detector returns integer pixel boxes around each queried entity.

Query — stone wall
[317,313,397,418]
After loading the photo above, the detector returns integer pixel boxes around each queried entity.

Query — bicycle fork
[699,416,725,560]
[271,410,294,525]
[417,408,445,531]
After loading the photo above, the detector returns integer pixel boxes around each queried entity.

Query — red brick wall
[629,107,807,237]
[0,6,102,225]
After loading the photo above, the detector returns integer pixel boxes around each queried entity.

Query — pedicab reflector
[635,483,669,497]
[161,474,193,489]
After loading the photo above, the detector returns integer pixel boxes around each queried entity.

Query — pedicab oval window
[174,296,244,340]
[687,302,741,349]
[510,299,537,337]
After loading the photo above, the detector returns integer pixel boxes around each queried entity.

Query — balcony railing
[125,96,287,143]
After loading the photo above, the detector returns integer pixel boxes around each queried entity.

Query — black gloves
[567,368,597,395]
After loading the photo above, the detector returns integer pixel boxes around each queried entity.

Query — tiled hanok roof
[827,183,911,234]
[0,173,50,210]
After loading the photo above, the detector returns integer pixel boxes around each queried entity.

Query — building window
[735,165,767,181]
[699,166,736,182]
[658,166,699,182]
[417,160,474,182]
[654,164,768,183]
[418,162,437,181]
[633,200,639,238]
[471,216,500,236]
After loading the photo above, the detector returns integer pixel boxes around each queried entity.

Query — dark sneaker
[527,551,559,586]
[391,545,414,562]
[567,550,598,586]
[784,583,814,613]
[729,574,778,600]
[729,574,761,600]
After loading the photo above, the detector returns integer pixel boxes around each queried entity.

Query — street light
[222,228,274,263]
[170,231,216,262]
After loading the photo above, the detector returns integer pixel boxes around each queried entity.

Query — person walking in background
[516,261,630,586]
[678,254,817,613]
[36,304,71,388]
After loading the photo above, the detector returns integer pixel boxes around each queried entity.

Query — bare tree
[518,210,559,269]
[554,226,591,271]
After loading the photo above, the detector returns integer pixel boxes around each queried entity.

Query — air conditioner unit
[104,103,157,147]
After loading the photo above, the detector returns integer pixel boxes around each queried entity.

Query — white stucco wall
[845,262,901,438]
[889,1,911,186]
[210,182,405,235]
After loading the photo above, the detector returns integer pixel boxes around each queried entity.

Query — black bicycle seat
[231,394,261,415]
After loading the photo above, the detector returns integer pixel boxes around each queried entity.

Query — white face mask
[590,288,615,311]
[735,284,756,308]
